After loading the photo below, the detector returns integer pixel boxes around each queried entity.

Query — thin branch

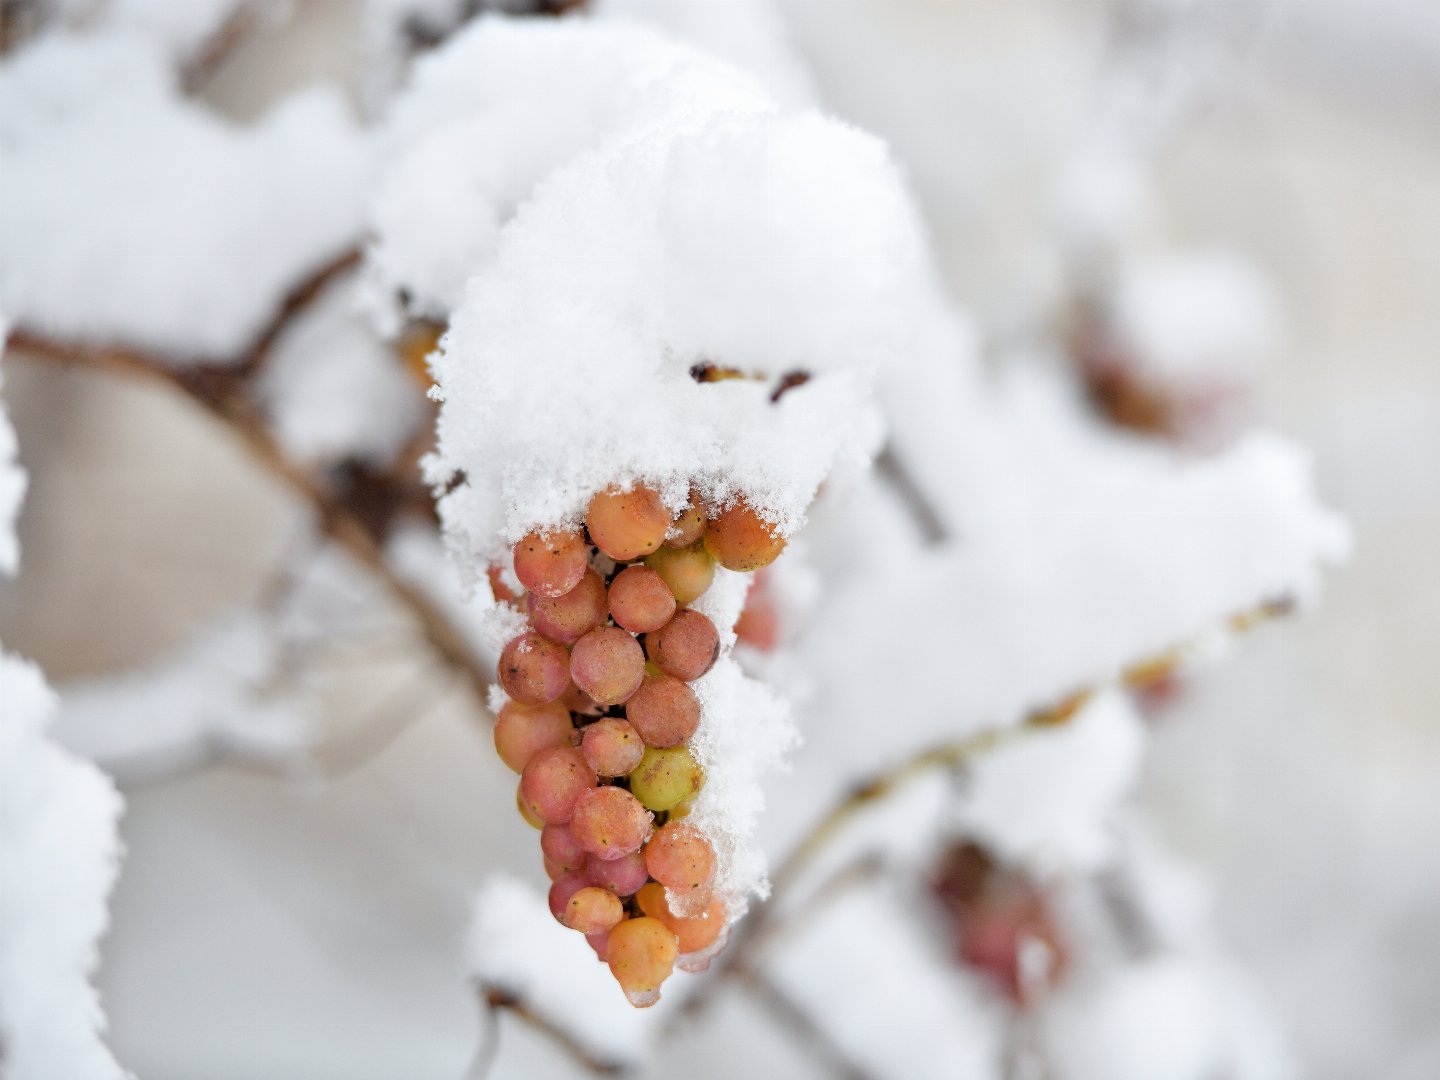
[9,329,492,705]
[739,969,877,1080]
[475,983,626,1076]
[874,443,950,545]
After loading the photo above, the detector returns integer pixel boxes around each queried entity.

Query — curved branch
[7,267,491,709]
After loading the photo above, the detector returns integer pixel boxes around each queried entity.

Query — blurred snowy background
[1,1,1437,1078]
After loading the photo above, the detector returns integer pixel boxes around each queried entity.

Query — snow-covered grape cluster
[492,483,786,1006]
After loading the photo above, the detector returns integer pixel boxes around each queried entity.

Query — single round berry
[570,785,654,860]
[629,746,703,812]
[570,626,645,705]
[626,675,701,748]
[498,632,570,705]
[665,493,706,549]
[646,609,720,682]
[586,485,670,562]
[581,717,646,778]
[607,916,679,1008]
[608,566,677,634]
[644,822,717,893]
[494,700,574,773]
[513,528,589,598]
[529,568,607,645]
[704,498,786,572]
[587,850,649,897]
[644,544,715,605]
[562,886,625,936]
[540,823,588,874]
[519,746,597,825]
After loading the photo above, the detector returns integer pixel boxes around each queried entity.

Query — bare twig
[874,444,949,545]
[9,327,492,705]
[475,983,626,1076]
[740,969,877,1080]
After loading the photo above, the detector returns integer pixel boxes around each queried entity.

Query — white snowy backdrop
[0,1,1437,1079]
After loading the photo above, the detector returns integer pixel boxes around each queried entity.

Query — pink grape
[581,717,646,777]
[703,498,785,572]
[519,746,596,825]
[543,856,566,882]
[587,850,649,897]
[570,626,645,705]
[569,785,653,860]
[561,886,625,935]
[607,566,677,634]
[529,568,607,645]
[493,700,574,773]
[644,822,717,893]
[644,544,714,605]
[513,529,589,598]
[645,610,720,682]
[586,485,670,562]
[607,916,679,1007]
[586,930,611,961]
[548,870,591,922]
[540,823,588,873]
[498,632,570,705]
[625,675,701,748]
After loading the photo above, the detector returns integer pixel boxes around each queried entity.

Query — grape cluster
[492,483,785,1007]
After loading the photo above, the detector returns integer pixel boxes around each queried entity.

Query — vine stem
[6,255,493,708]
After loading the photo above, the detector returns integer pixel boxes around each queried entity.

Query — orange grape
[704,498,785,572]
[607,566,677,633]
[643,822,716,893]
[561,886,625,935]
[586,485,670,562]
[635,883,727,955]
[493,699,574,773]
[607,916,679,1007]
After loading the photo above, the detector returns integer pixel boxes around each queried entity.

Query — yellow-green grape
[628,746,702,812]
[643,544,715,605]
